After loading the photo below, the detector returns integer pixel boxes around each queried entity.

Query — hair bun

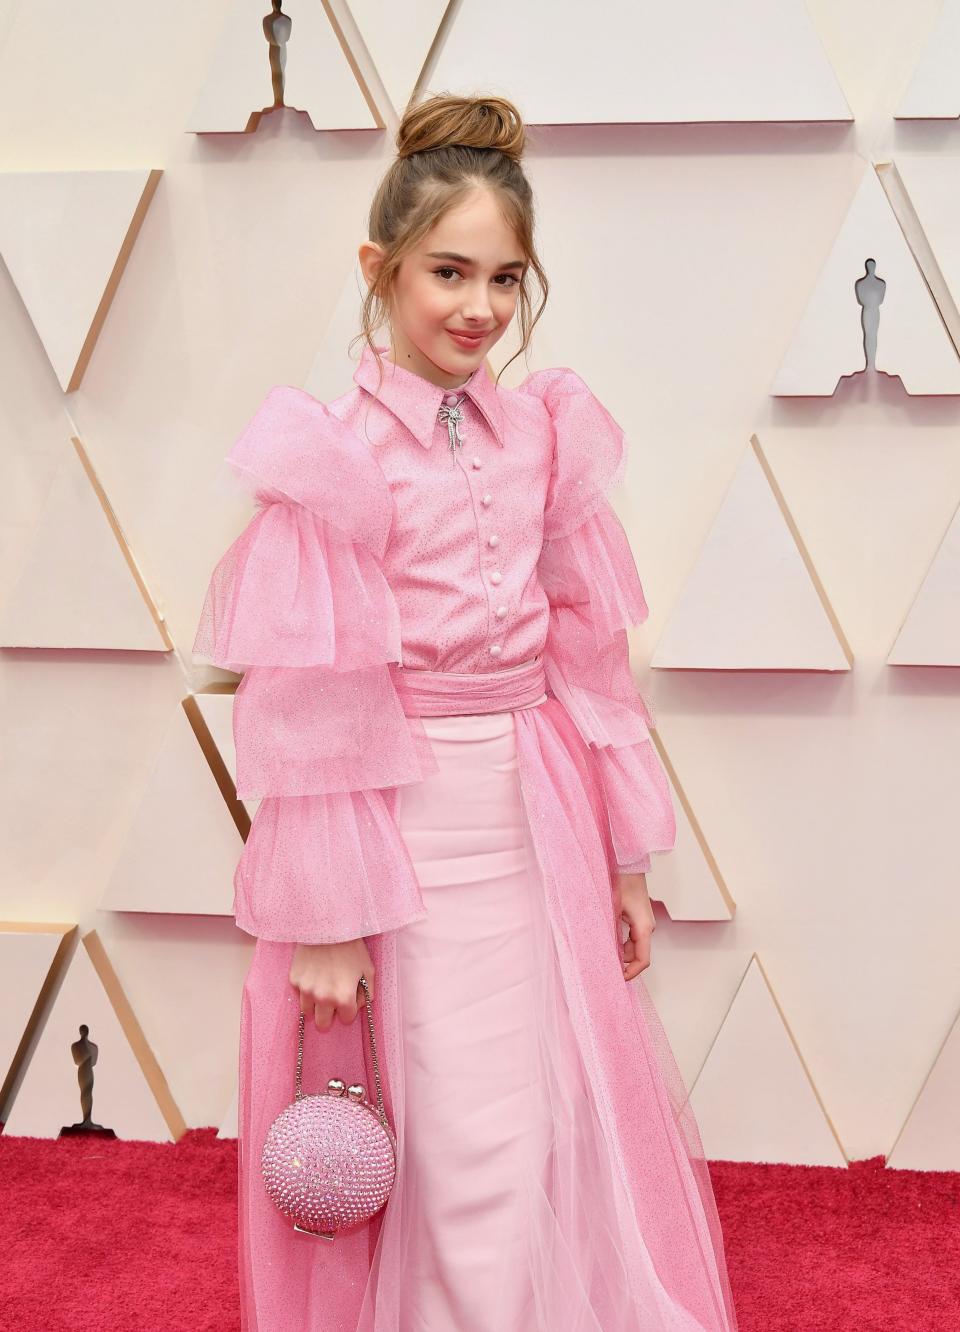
[396,93,525,163]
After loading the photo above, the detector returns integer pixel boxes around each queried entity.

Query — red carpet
[1,1128,957,1330]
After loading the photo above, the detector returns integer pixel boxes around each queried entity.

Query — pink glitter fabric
[193,344,737,1329]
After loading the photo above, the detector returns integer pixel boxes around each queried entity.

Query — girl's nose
[461,285,493,321]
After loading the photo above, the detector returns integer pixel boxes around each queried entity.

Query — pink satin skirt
[354,708,698,1332]
[379,709,548,1328]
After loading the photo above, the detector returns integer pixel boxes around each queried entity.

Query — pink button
[442,391,459,406]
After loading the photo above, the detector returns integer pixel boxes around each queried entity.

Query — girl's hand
[613,871,656,981]
[289,938,375,1031]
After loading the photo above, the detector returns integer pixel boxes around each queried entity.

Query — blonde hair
[350,92,549,395]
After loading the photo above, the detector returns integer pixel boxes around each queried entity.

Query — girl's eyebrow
[426,250,526,271]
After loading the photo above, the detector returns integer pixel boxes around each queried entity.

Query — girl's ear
[358,240,385,288]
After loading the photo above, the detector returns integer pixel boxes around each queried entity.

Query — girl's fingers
[621,935,640,981]
[621,917,652,980]
[622,946,649,980]
[308,991,365,1030]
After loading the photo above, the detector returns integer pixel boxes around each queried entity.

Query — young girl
[194,93,739,1332]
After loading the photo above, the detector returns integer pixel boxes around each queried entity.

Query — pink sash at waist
[394,655,548,718]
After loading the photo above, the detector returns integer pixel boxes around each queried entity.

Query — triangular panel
[3,931,186,1142]
[0,169,162,392]
[186,0,381,133]
[304,261,369,404]
[0,923,75,1122]
[652,437,851,671]
[895,1,960,121]
[646,732,734,921]
[770,164,960,396]
[100,698,245,917]
[888,498,960,665]
[192,690,260,821]
[427,0,851,124]
[883,155,960,357]
[0,436,169,650]
[348,0,448,119]
[887,1003,960,1170]
[690,954,847,1166]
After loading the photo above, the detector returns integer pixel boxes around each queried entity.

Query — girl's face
[359,187,526,390]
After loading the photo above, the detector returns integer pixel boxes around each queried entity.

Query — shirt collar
[352,341,506,449]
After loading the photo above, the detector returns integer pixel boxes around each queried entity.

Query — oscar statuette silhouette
[262,1,292,110]
[59,1024,116,1139]
[854,257,886,373]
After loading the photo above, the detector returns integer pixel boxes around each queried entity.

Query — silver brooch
[438,395,467,459]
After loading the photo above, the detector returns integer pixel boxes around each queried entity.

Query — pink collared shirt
[334,343,553,674]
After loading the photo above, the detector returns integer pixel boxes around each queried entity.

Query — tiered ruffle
[192,386,438,943]
[522,368,677,874]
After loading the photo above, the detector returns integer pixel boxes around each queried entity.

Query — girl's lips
[447,329,486,348]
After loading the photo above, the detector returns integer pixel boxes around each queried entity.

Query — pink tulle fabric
[230,664,437,800]
[521,367,630,542]
[237,692,737,1330]
[534,407,676,877]
[195,361,737,1329]
[192,386,439,942]
[192,496,402,674]
[233,787,427,944]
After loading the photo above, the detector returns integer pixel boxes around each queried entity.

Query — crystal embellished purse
[260,975,398,1240]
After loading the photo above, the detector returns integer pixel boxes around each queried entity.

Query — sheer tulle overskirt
[235,702,737,1331]
[512,701,735,1331]
[521,827,724,1330]
[238,938,380,1332]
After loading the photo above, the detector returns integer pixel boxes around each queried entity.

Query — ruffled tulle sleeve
[520,368,677,875]
[192,385,439,944]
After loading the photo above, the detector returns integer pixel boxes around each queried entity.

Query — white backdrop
[1,0,959,1164]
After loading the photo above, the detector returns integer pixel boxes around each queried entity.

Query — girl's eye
[433,267,520,287]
